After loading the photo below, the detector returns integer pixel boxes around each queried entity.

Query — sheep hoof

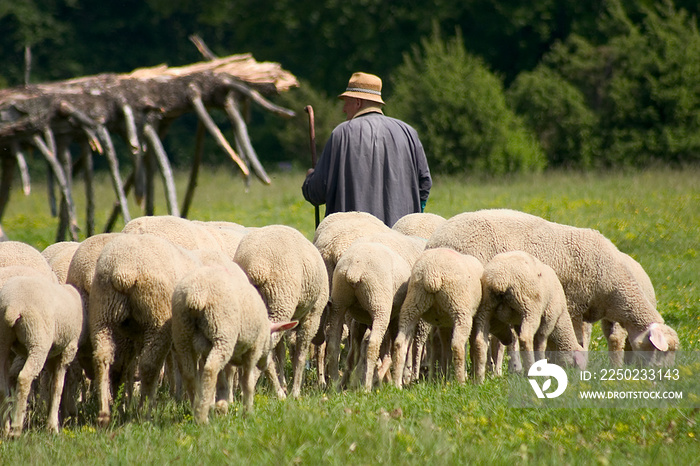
[215,400,229,415]
[97,411,111,428]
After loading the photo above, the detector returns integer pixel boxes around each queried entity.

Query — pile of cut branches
[0,37,298,241]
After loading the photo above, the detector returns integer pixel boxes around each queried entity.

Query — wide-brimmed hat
[338,72,385,104]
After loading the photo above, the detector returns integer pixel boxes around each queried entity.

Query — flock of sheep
[0,209,680,436]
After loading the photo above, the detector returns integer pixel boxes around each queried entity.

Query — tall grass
[1,167,698,464]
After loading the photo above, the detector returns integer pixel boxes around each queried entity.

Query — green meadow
[0,167,698,464]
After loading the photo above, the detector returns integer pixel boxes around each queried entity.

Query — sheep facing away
[172,265,297,423]
[326,240,413,391]
[88,233,233,427]
[472,251,585,384]
[0,241,58,282]
[392,248,483,387]
[391,212,447,239]
[426,209,679,364]
[0,275,82,436]
[41,241,80,284]
[233,224,329,399]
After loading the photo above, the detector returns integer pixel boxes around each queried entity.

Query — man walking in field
[302,72,432,227]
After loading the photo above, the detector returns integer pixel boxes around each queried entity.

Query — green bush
[507,66,599,168]
[388,26,546,175]
[542,0,700,166]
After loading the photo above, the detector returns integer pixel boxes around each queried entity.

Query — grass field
[0,167,698,464]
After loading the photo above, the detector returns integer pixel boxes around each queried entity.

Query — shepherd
[301,72,432,227]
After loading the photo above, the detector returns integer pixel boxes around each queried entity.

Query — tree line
[2,0,699,174]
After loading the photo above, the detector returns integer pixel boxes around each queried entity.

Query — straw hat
[338,72,385,104]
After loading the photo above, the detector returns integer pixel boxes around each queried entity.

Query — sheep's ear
[573,351,588,370]
[648,323,669,352]
[270,321,298,334]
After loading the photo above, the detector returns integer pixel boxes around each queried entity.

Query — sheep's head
[629,323,679,366]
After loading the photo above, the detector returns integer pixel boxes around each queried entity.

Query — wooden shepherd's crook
[305,105,320,229]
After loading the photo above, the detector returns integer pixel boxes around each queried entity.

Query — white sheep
[426,209,679,363]
[171,265,297,423]
[326,240,413,391]
[313,211,391,287]
[324,229,427,389]
[42,241,80,284]
[600,252,657,366]
[0,275,82,436]
[472,251,584,384]
[192,220,249,259]
[89,233,231,426]
[391,212,447,239]
[122,215,223,251]
[233,224,329,399]
[392,248,483,387]
[0,241,58,281]
[65,233,124,381]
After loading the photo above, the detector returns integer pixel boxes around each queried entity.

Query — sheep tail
[183,280,211,313]
[419,267,443,294]
[343,262,364,287]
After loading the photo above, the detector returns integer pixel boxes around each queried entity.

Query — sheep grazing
[233,224,328,399]
[89,233,231,427]
[601,252,658,366]
[472,251,584,384]
[426,209,679,363]
[66,233,124,379]
[0,275,82,436]
[172,265,297,423]
[392,212,447,239]
[392,248,483,387]
[42,241,80,284]
[323,229,427,389]
[326,240,413,391]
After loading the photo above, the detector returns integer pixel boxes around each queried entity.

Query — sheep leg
[451,317,473,385]
[240,356,261,414]
[290,306,322,399]
[195,343,231,424]
[602,319,626,367]
[517,333,536,375]
[60,361,82,421]
[533,331,549,363]
[324,302,347,388]
[340,321,365,389]
[9,345,49,437]
[376,329,395,383]
[264,353,287,399]
[470,310,491,384]
[571,313,590,350]
[216,363,237,411]
[173,345,197,406]
[411,321,430,384]
[274,339,288,390]
[392,314,418,389]
[363,312,390,392]
[315,342,326,390]
[137,324,172,415]
[45,351,72,434]
[92,325,117,428]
